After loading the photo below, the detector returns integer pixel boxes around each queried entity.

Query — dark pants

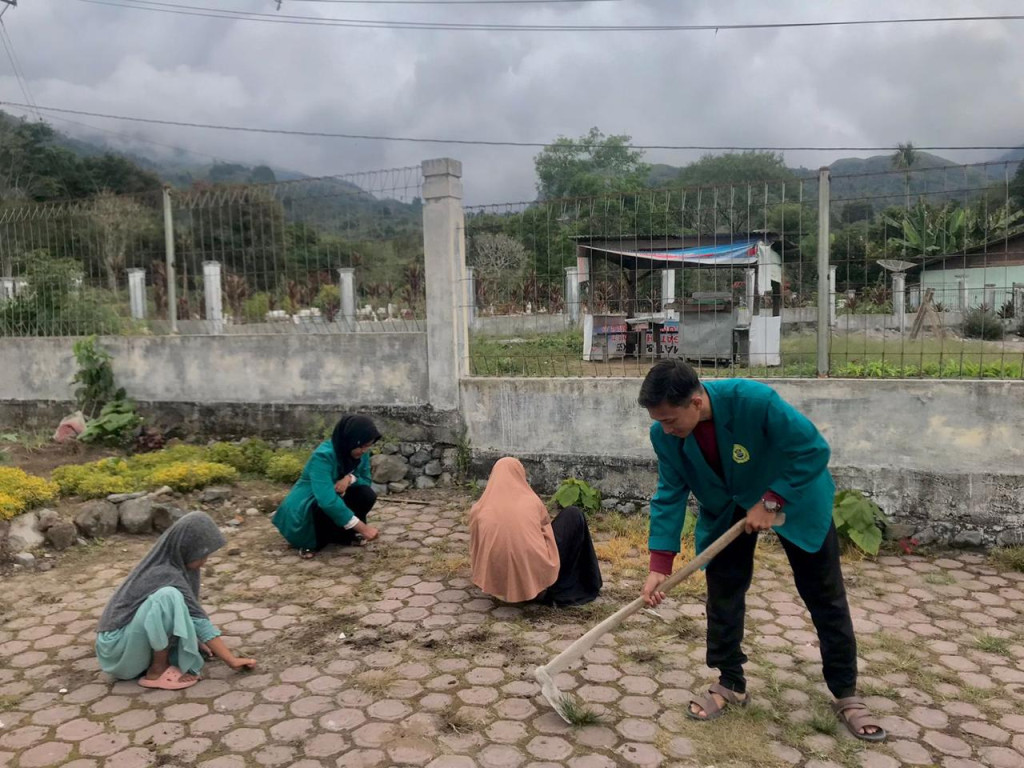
[311,484,377,550]
[540,506,603,607]
[705,508,857,699]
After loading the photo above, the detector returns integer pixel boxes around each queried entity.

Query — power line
[0,18,39,121]
[3,101,1022,153]
[77,1,1024,32]
[283,0,622,4]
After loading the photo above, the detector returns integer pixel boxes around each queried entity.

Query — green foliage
[242,293,272,323]
[534,127,649,200]
[207,439,274,475]
[962,307,1006,340]
[552,478,601,514]
[990,546,1024,573]
[72,337,123,414]
[314,284,341,322]
[673,151,795,187]
[264,453,306,484]
[833,490,887,556]
[80,400,143,447]
[147,461,238,492]
[51,451,239,497]
[0,467,59,520]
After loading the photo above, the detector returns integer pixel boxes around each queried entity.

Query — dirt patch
[1,440,118,477]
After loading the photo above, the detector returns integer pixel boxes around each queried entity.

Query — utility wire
[282,0,622,4]
[78,1,1024,33]
[3,101,1022,153]
[0,18,40,121]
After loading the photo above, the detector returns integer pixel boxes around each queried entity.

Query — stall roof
[578,237,764,270]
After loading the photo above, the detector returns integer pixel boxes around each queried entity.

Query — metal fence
[0,166,425,336]
[464,162,1024,380]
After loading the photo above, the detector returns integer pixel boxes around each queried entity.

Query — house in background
[910,231,1024,315]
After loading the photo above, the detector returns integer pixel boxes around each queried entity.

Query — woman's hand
[199,642,213,658]
[355,521,380,542]
[335,474,355,495]
[227,656,257,671]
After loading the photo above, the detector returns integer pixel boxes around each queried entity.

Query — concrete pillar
[202,261,223,332]
[828,266,837,327]
[465,267,476,325]
[1014,284,1024,319]
[338,267,356,326]
[661,269,677,311]
[421,158,468,411]
[892,273,906,333]
[744,268,756,313]
[565,266,581,324]
[984,283,996,311]
[958,278,968,311]
[128,268,147,320]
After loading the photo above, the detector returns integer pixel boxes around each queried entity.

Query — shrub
[551,478,601,515]
[264,454,305,484]
[0,467,60,520]
[833,489,888,556]
[242,293,272,323]
[51,460,135,498]
[240,440,274,474]
[80,400,143,447]
[147,462,238,492]
[206,442,247,472]
[962,307,1005,340]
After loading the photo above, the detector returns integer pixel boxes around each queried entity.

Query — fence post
[128,268,147,320]
[744,267,756,313]
[661,268,677,311]
[565,266,581,324]
[984,283,996,311]
[202,261,224,333]
[465,267,476,326]
[816,167,831,377]
[892,273,906,333]
[421,158,467,410]
[828,266,837,328]
[337,267,356,328]
[162,186,178,334]
[958,277,968,311]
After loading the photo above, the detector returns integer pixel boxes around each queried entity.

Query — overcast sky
[2,0,1023,204]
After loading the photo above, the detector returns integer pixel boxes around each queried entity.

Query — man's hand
[744,500,778,534]
[335,474,355,495]
[642,571,669,607]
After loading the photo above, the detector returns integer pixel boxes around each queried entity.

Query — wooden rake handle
[539,513,785,678]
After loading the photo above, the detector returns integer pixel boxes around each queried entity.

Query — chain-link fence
[0,166,425,336]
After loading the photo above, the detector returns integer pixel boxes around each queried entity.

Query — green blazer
[648,379,835,556]
[273,441,373,551]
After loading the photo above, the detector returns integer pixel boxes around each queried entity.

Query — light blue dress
[95,586,221,679]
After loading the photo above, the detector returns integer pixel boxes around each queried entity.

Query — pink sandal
[138,666,199,691]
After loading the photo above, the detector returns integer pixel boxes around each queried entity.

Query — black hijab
[331,414,381,475]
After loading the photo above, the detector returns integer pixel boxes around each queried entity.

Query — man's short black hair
[638,359,702,408]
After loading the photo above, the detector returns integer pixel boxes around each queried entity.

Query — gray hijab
[97,512,226,633]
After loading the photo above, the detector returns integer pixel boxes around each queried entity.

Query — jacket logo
[732,444,751,464]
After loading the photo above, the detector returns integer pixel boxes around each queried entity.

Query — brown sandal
[834,696,887,742]
[686,683,749,721]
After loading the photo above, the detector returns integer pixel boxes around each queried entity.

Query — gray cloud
[2,0,1022,203]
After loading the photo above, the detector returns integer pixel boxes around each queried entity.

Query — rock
[8,512,45,551]
[227,547,242,556]
[405,465,421,481]
[199,487,232,503]
[884,522,916,541]
[148,486,174,498]
[381,443,399,455]
[152,504,187,533]
[441,448,459,471]
[439,472,452,487]
[107,492,147,504]
[997,529,1024,546]
[423,460,443,477]
[914,526,943,547]
[371,454,409,484]
[277,439,295,449]
[476,479,488,490]
[951,529,984,548]
[409,450,432,469]
[36,508,61,532]
[245,507,259,516]
[617,502,639,515]
[415,476,436,490]
[119,498,154,534]
[389,480,410,493]
[431,446,444,459]
[399,443,416,457]
[601,498,619,510]
[371,483,389,496]
[45,520,78,551]
[14,552,35,568]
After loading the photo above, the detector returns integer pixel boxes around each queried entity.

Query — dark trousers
[705,508,857,699]
[311,484,377,550]
[542,506,603,607]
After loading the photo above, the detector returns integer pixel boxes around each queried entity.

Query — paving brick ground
[1,490,1022,768]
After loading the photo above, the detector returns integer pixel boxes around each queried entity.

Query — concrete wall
[0,334,429,406]
[461,377,1024,546]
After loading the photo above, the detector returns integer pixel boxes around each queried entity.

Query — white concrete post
[958,278,968,311]
[202,261,223,332]
[661,268,677,311]
[466,266,476,325]
[984,283,996,311]
[1013,284,1024,319]
[565,266,581,324]
[828,266,837,327]
[128,268,147,320]
[421,158,468,411]
[162,186,178,333]
[892,273,906,333]
[744,268,756,313]
[338,267,356,327]
[816,168,831,376]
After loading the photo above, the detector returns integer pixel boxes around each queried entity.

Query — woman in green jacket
[274,415,382,558]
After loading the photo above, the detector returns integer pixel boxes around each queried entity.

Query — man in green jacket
[639,360,885,742]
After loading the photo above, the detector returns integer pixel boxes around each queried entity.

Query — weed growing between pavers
[973,633,1013,656]
[990,545,1024,572]
[558,694,603,726]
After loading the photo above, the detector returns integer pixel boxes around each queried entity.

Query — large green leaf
[553,484,582,509]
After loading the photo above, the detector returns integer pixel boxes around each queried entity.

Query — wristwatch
[762,498,781,513]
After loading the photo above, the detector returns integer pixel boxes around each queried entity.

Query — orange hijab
[469,457,560,603]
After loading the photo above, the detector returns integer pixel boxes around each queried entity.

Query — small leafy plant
[833,489,888,556]
[80,400,143,447]
[551,478,601,514]
[0,467,59,520]
[71,337,142,446]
